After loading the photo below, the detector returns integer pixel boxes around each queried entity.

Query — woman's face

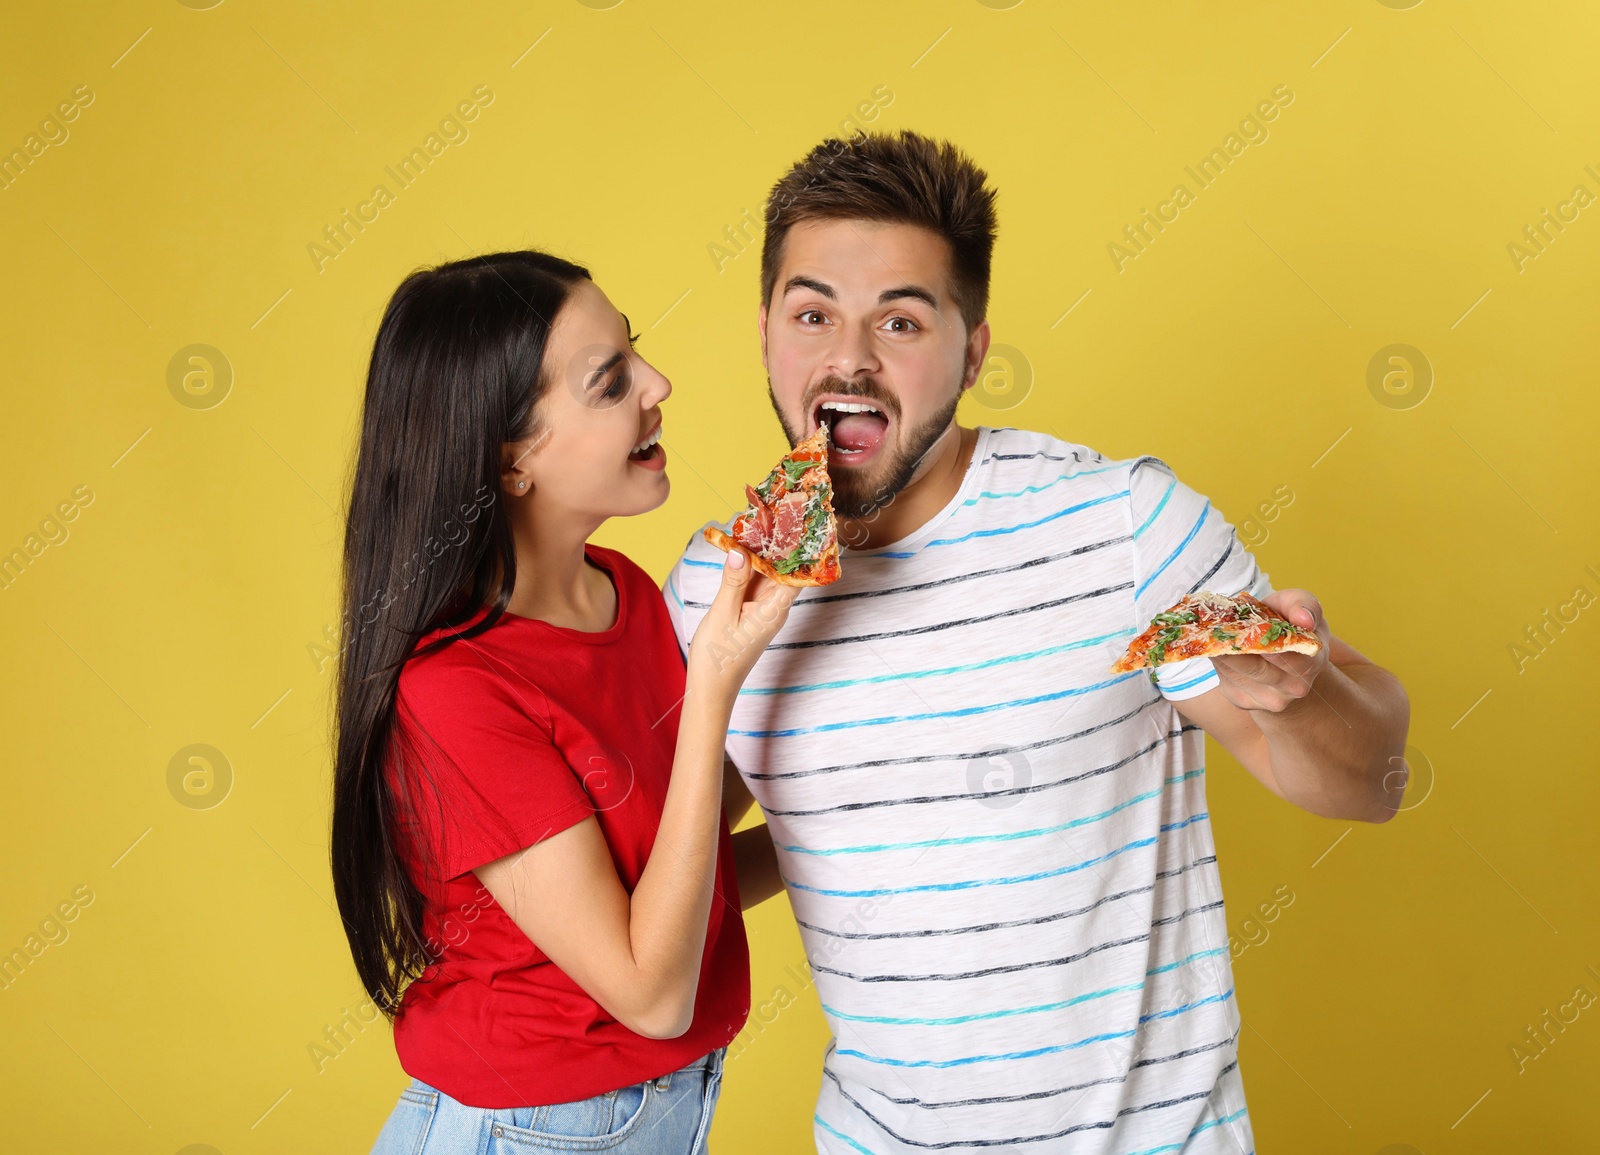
[505,279,672,522]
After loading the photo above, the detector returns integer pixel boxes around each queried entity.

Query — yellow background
[2,1,1597,1151]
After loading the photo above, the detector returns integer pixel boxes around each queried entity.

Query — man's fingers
[1271,589,1323,632]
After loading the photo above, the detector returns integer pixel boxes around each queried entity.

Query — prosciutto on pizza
[703,427,841,587]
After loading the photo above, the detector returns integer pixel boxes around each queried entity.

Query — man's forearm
[1253,659,1410,822]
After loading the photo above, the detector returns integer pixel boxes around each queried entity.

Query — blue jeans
[370,1048,725,1154]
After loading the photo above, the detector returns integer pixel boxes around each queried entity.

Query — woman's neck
[503,503,616,632]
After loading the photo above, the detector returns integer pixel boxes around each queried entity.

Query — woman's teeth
[631,425,662,455]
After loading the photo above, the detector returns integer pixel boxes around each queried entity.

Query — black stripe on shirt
[812,902,1222,984]
[795,856,1217,941]
[681,538,1130,613]
[860,1036,1235,1110]
[824,1058,1238,1148]
[761,582,1132,651]
[746,697,1166,782]
[763,726,1187,817]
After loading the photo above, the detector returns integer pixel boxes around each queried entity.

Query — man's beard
[766,374,962,521]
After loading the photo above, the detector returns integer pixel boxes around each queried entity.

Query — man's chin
[830,459,904,520]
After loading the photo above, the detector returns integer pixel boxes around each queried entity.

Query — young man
[665,131,1409,1155]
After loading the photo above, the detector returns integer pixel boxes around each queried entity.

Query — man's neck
[840,423,979,552]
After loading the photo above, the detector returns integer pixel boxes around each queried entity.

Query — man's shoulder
[975,426,1150,486]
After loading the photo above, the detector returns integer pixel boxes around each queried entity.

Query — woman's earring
[517,481,527,490]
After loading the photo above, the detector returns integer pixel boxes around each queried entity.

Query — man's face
[759,219,987,519]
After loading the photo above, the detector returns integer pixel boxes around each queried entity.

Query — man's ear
[757,302,769,368]
[961,319,992,391]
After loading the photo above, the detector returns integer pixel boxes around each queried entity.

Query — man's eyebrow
[879,285,938,309]
[783,275,836,300]
[782,277,939,310]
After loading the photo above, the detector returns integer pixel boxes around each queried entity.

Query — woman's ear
[500,428,549,496]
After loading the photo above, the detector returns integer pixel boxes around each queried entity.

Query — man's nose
[824,321,881,380]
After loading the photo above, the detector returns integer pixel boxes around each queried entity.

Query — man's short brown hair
[760,131,998,333]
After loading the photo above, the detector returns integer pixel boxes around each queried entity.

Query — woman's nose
[637,357,671,407]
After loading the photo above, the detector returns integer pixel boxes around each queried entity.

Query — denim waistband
[669,1046,725,1076]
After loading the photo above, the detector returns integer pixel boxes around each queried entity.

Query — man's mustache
[802,377,903,422]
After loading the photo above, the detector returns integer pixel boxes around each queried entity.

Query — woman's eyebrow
[585,350,625,383]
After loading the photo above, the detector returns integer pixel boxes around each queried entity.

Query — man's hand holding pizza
[1116,588,1411,823]
[1206,589,1332,715]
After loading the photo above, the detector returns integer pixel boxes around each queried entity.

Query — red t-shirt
[387,545,749,1108]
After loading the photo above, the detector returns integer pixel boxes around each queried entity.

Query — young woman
[331,250,796,1153]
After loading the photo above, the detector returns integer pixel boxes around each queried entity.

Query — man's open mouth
[813,398,890,460]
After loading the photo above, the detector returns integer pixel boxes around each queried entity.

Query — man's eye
[799,310,827,325]
[884,316,918,333]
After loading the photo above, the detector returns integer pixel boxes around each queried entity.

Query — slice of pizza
[703,427,842,587]
[1111,590,1321,675]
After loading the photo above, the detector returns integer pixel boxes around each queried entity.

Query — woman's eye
[602,370,629,399]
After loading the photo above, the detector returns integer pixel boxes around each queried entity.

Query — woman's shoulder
[395,616,525,707]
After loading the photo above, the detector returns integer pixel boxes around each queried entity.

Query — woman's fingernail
[727,550,746,570]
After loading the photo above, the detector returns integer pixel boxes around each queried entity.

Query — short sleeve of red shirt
[393,645,594,882]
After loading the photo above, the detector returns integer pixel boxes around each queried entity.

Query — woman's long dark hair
[332,250,591,1014]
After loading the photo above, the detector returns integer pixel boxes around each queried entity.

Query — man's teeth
[632,426,661,454]
[819,401,882,415]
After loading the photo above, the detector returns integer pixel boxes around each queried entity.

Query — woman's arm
[475,550,795,1039]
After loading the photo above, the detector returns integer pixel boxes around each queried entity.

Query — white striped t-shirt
[665,426,1270,1155]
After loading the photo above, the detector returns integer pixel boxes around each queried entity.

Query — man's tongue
[830,412,888,453]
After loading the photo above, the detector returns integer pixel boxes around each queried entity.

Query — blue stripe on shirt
[962,464,1124,505]
[740,629,1138,697]
[1135,502,1211,600]
[779,768,1204,856]
[785,812,1209,897]
[814,1115,880,1155]
[833,989,1235,1068]
[729,672,1143,739]
[1132,478,1176,540]
[820,946,1228,1026]
[1159,667,1217,694]
[1119,1107,1249,1155]
[874,490,1128,557]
